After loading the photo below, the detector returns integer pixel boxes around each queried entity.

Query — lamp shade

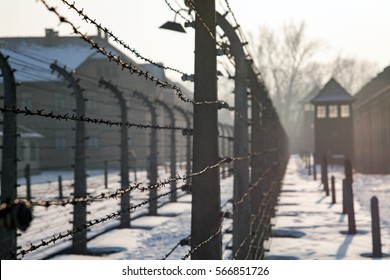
[159,21,186,33]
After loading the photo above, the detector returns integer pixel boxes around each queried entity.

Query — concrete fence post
[132,91,158,216]
[155,100,177,202]
[191,0,221,260]
[50,63,87,254]
[99,79,130,227]
[0,51,18,259]
[217,11,250,260]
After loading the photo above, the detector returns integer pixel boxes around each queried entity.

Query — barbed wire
[9,188,178,259]
[1,150,272,211]
[181,216,224,260]
[163,0,193,22]
[0,106,188,132]
[38,0,197,105]
[3,0,287,261]
[162,234,191,260]
[219,0,263,80]
[178,160,278,260]
[184,0,216,40]
[11,158,282,259]
[58,0,189,77]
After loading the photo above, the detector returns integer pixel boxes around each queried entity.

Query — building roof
[311,78,355,105]
[0,125,43,139]
[0,29,133,83]
[353,65,390,108]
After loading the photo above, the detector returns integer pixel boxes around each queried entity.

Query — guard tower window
[316,106,326,118]
[340,105,350,118]
[329,105,338,118]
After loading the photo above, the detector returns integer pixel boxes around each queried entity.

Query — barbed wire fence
[0,0,289,260]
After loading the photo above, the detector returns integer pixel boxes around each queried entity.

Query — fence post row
[50,63,87,254]
[0,51,18,259]
[247,66,266,259]
[98,79,130,228]
[155,100,177,202]
[0,4,293,260]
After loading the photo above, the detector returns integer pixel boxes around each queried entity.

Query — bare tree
[330,55,379,94]
[252,21,322,136]
[251,21,379,140]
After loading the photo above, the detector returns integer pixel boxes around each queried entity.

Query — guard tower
[311,78,355,164]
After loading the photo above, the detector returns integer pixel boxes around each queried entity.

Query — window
[316,106,326,118]
[55,131,67,149]
[328,105,338,118]
[54,93,68,110]
[340,105,350,118]
[87,136,99,148]
[86,92,98,110]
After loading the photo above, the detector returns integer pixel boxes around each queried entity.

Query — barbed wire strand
[58,0,189,77]
[0,106,188,132]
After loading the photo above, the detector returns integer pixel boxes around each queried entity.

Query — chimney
[44,28,58,46]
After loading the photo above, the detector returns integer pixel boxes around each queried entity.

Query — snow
[267,156,390,260]
[14,155,390,260]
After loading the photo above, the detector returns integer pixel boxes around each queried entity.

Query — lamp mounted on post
[159,10,187,33]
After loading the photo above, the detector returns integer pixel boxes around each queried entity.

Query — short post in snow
[307,152,311,176]
[313,153,317,181]
[104,160,108,189]
[342,179,347,214]
[343,158,356,234]
[24,164,32,201]
[346,179,357,234]
[322,155,329,195]
[58,175,63,199]
[370,196,382,258]
[331,175,336,204]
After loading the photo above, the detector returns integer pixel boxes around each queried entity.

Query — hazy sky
[1,0,390,83]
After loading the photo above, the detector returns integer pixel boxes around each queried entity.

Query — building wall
[353,69,390,174]
[1,35,192,177]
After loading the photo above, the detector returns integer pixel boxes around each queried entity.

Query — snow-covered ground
[267,156,390,260]
[13,155,390,260]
